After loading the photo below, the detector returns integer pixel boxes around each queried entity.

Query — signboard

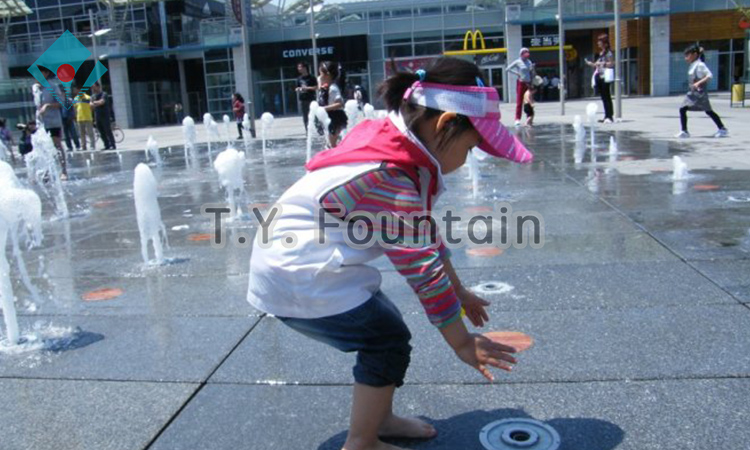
[231,0,252,26]
[251,35,368,69]
[443,29,506,57]
[523,35,561,48]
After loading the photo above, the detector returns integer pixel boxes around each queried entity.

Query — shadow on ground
[317,408,624,450]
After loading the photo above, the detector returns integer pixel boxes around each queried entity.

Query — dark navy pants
[278,291,412,387]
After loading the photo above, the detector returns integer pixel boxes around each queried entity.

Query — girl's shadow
[317,408,624,450]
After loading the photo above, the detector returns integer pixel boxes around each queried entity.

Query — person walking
[61,100,81,153]
[91,82,116,150]
[37,67,67,179]
[585,34,615,123]
[296,62,318,132]
[507,48,535,127]
[73,86,96,151]
[675,44,729,139]
[232,93,245,140]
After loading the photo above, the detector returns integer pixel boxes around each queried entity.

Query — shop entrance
[481,65,505,102]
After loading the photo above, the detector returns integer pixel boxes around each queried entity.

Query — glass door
[481,65,505,102]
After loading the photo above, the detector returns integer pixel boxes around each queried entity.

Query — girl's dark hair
[319,60,346,88]
[597,34,611,51]
[234,93,244,103]
[684,43,705,62]
[377,57,484,154]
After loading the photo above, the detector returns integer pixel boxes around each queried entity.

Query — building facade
[2,0,748,129]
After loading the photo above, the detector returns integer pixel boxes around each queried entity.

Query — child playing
[675,43,729,139]
[247,57,533,450]
[316,60,348,148]
[17,120,37,157]
[523,85,536,127]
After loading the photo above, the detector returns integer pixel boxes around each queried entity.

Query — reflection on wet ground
[1,124,749,450]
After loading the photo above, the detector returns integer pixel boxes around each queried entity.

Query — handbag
[604,68,615,83]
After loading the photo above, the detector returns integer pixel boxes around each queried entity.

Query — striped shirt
[321,165,461,328]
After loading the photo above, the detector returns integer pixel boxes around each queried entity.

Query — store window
[258,82,283,116]
[415,42,442,56]
[204,49,236,117]
[419,6,442,16]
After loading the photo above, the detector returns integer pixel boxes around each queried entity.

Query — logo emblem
[27,30,108,109]
[463,30,486,51]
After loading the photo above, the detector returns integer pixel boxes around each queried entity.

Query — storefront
[442,28,573,102]
[250,35,369,117]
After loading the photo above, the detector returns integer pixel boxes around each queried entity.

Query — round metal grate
[479,419,561,450]
[472,281,515,295]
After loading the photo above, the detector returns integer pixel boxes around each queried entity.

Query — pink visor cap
[403,81,533,164]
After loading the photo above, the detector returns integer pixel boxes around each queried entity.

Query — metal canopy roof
[0,0,31,19]
[96,0,175,6]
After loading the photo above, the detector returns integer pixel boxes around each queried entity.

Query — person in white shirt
[675,43,728,139]
[316,60,348,148]
[506,48,535,127]
[585,34,615,123]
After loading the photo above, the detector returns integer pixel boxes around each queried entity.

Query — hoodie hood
[306,116,443,208]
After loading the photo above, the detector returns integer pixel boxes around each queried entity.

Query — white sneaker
[713,129,729,138]
[514,120,521,127]
[603,118,613,124]
[675,131,690,139]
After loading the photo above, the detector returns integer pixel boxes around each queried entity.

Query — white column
[108,59,133,129]
[0,52,10,81]
[505,23,522,105]
[232,46,249,105]
[650,1,670,96]
[178,59,190,116]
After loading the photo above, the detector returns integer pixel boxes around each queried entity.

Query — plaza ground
[0,94,749,449]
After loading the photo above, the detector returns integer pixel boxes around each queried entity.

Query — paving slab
[20,241,253,278]
[690,260,750,303]
[649,228,750,261]
[367,232,680,272]
[0,315,258,382]
[0,378,197,450]
[12,273,255,317]
[210,305,750,385]
[626,207,750,232]
[151,379,750,450]
[377,261,735,313]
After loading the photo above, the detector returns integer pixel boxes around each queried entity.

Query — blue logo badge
[27,30,108,109]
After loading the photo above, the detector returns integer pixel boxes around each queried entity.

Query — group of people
[506,34,728,138]
[4,67,117,181]
[296,60,367,148]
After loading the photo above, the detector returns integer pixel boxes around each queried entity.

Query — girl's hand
[457,286,490,327]
[455,333,517,382]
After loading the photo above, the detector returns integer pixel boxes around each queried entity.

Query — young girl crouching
[247,57,534,450]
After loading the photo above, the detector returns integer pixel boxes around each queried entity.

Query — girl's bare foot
[378,414,437,439]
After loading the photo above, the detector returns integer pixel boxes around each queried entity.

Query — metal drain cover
[472,281,514,295]
[479,418,561,450]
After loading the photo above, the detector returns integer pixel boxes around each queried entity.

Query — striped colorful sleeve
[320,167,461,328]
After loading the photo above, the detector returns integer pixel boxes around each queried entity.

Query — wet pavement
[1,117,749,450]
